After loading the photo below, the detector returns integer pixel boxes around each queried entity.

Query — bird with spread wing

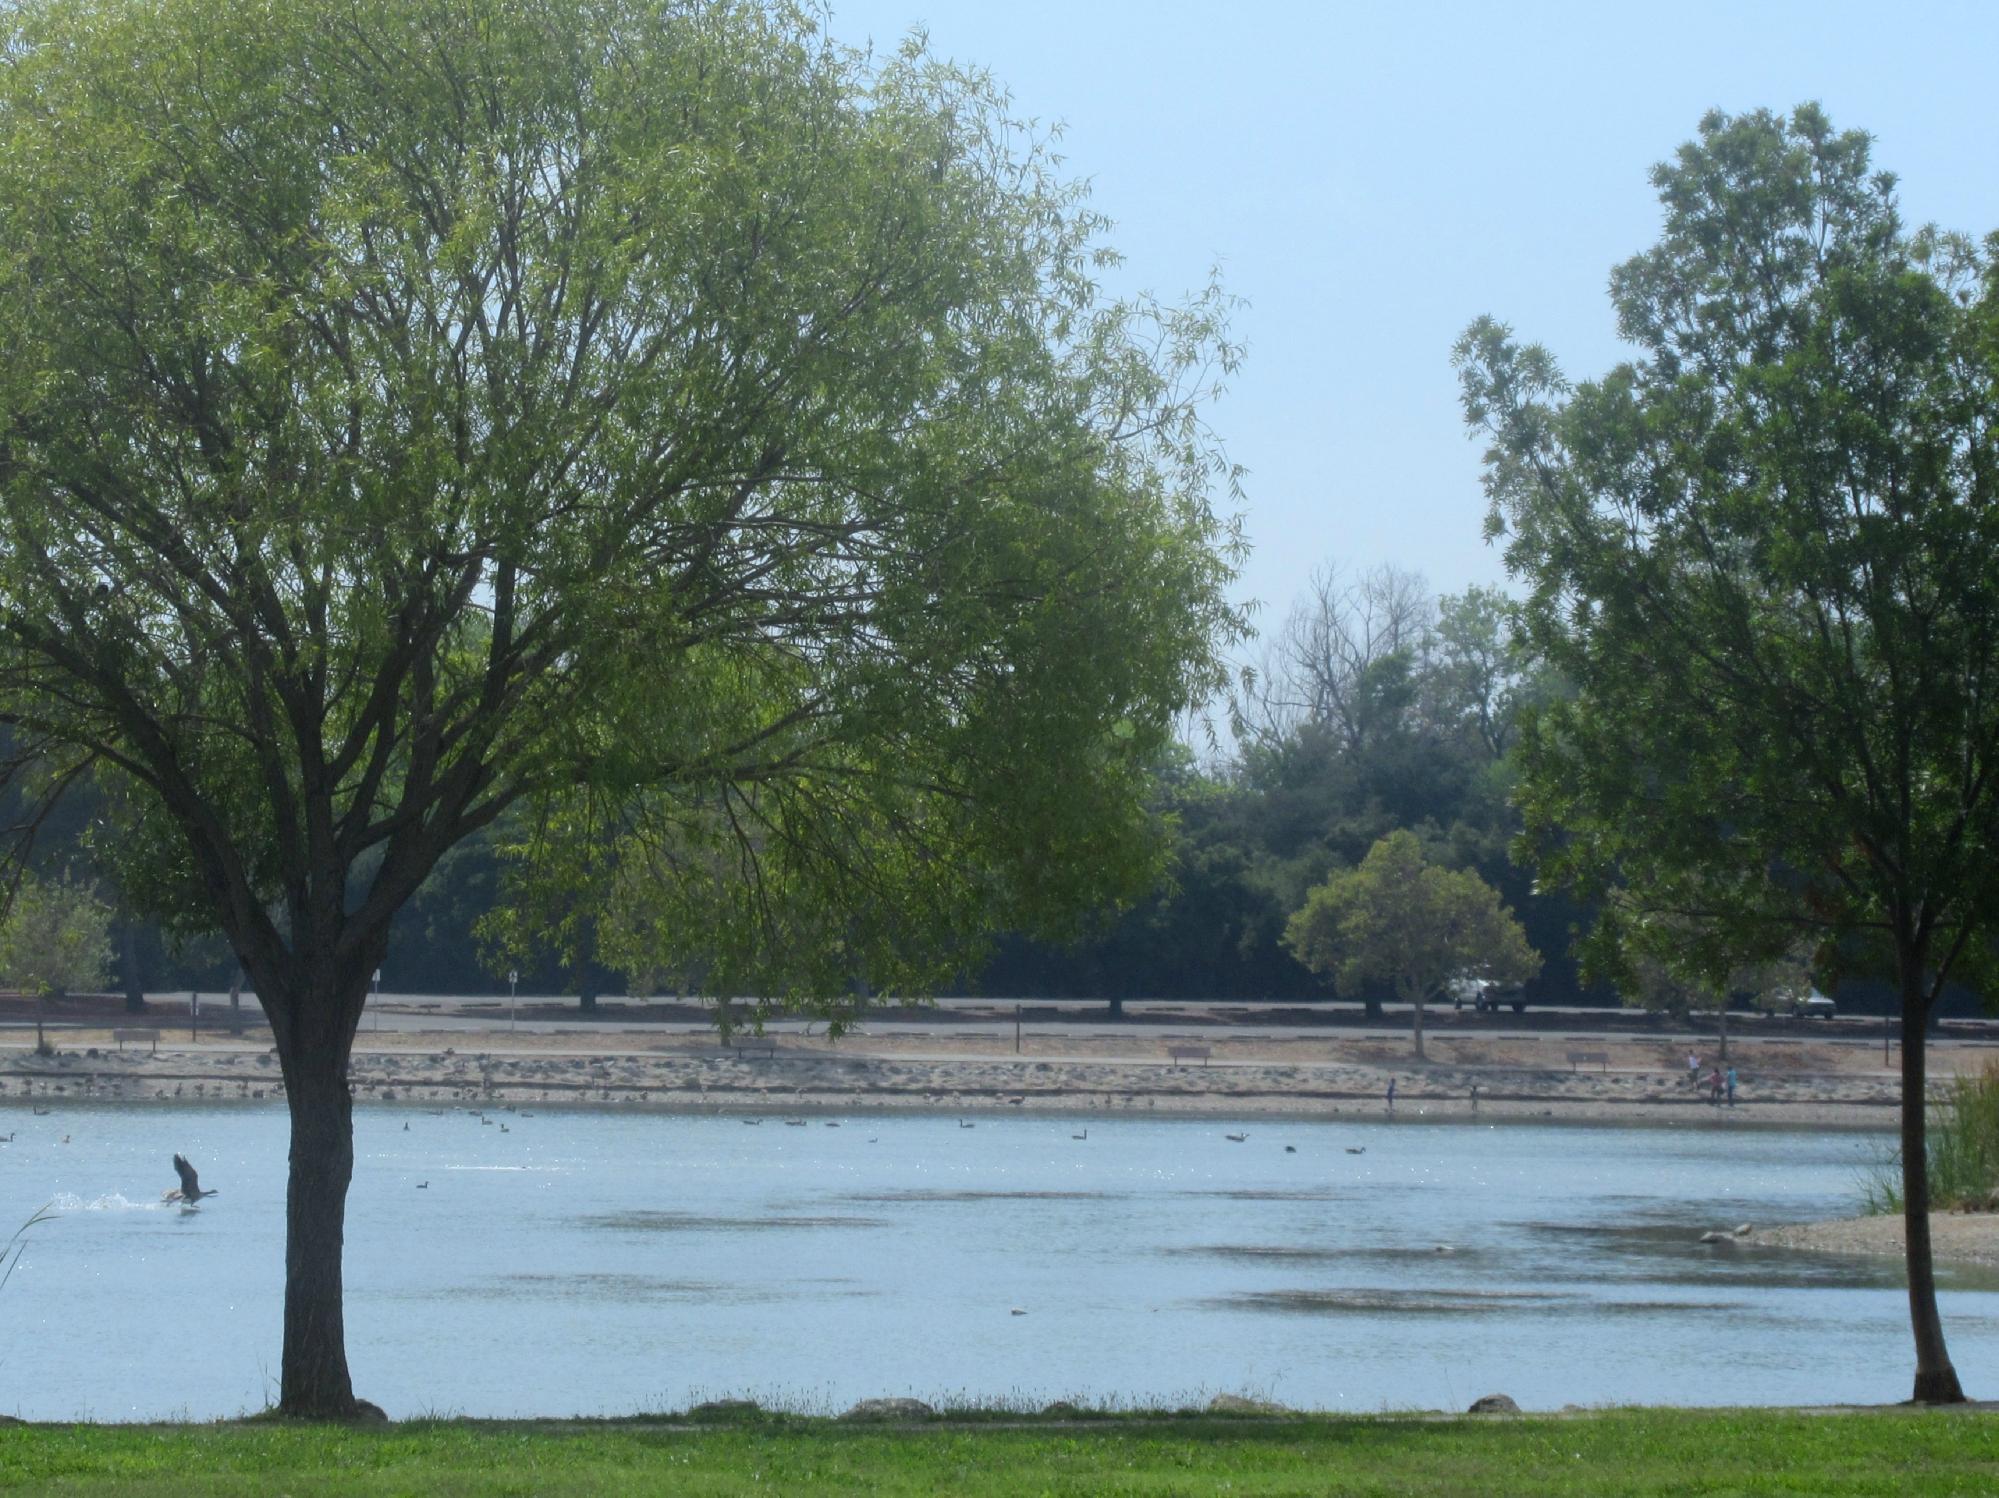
[163,1154,217,1206]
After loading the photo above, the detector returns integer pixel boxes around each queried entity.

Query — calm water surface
[3,1102,1994,1419]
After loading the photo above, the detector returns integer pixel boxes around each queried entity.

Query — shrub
[1862,1065,1999,1214]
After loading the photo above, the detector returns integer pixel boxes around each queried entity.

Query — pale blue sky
[825,0,1999,633]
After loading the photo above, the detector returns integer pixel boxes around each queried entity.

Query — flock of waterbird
[2,1101,1364,1216]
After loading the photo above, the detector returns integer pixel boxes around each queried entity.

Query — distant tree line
[3,564,1616,1010]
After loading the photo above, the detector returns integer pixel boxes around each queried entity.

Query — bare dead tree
[1237,563,1434,754]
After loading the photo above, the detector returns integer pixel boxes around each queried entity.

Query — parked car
[1792,992,1836,1019]
[1449,978,1527,1014]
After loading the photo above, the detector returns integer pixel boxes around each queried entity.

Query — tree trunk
[1407,982,1426,1062]
[120,922,146,1015]
[1717,1003,1729,1065]
[1898,954,1965,1404]
[574,918,598,1013]
[275,998,366,1417]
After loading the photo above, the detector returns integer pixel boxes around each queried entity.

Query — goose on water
[163,1154,217,1205]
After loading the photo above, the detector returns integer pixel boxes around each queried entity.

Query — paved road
[10,987,1986,1056]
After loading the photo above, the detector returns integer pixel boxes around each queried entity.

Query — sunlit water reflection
[3,1103,1992,1419]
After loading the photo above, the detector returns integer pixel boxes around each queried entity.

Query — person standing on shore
[1688,1052,1700,1088]
[1726,1066,1737,1107]
[1386,1078,1396,1112]
[1708,1067,1724,1105]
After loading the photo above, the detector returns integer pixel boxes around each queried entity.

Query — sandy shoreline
[1742,1214,1999,1267]
[0,1023,1923,1130]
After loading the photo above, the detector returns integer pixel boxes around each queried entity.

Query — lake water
[2,1102,1994,1420]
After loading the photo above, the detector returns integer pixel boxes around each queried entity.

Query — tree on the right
[1456,103,1999,1404]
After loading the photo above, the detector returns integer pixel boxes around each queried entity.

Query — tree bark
[1406,981,1426,1062]
[275,993,365,1417]
[1898,953,1965,1404]
[1716,1003,1729,1065]
[574,918,598,1013]
[120,922,146,1015]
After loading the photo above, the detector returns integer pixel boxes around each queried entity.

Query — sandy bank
[1744,1214,1999,1267]
[0,1024,1922,1129]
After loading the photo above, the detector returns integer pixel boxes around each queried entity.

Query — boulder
[1468,1394,1520,1414]
[1207,1394,1287,1415]
[1699,1230,1736,1245]
[840,1398,935,1422]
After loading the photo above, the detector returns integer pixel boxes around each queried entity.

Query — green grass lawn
[2,1408,1996,1496]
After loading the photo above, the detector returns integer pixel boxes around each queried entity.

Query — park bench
[1565,1050,1610,1073]
[1167,1044,1212,1067]
[722,1037,777,1059]
[112,1028,158,1054]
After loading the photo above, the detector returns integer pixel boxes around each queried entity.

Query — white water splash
[49,1192,164,1213]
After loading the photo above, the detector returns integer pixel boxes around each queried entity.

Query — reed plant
[1861,1064,1999,1214]
[0,1202,55,1298]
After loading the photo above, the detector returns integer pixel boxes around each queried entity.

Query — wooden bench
[722,1038,777,1059]
[1566,1050,1610,1072]
[1167,1044,1212,1067]
[112,1028,158,1054]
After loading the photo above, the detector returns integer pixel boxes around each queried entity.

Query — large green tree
[1456,104,1999,1403]
[0,0,1243,1416]
[1283,829,1538,1059]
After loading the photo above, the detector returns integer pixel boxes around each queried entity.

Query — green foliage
[1864,1066,1999,1215]
[0,869,112,1000]
[1285,831,1539,1001]
[0,0,1248,1411]
[1611,910,1813,1021]
[1456,101,1999,1399]
[0,0,1245,1010]
[1454,103,1999,1011]
[1284,830,1538,1054]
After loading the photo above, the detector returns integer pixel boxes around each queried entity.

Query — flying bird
[163,1154,217,1205]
